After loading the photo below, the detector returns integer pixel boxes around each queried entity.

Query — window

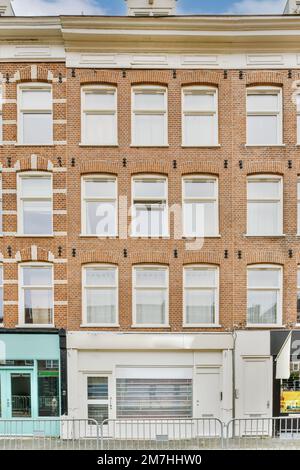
[247,265,282,326]
[18,173,52,235]
[38,360,59,417]
[297,268,300,324]
[132,86,167,146]
[183,176,218,237]
[247,87,282,145]
[116,370,192,419]
[83,265,118,325]
[182,86,218,146]
[0,265,3,324]
[297,94,300,144]
[0,174,2,235]
[87,376,109,424]
[298,179,300,235]
[184,265,219,326]
[19,264,53,326]
[247,176,282,236]
[18,84,53,145]
[133,265,168,326]
[132,176,168,237]
[0,86,2,143]
[281,361,300,414]
[82,176,117,236]
[81,86,117,145]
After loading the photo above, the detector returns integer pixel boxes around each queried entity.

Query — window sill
[80,234,118,238]
[131,235,170,239]
[79,143,119,147]
[130,145,169,148]
[16,324,55,329]
[80,324,120,328]
[246,324,283,329]
[183,324,222,328]
[15,234,54,238]
[131,324,171,329]
[244,234,286,238]
[245,144,286,148]
[15,144,54,147]
[183,235,221,239]
[181,144,221,148]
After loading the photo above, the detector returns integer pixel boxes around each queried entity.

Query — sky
[10,0,288,16]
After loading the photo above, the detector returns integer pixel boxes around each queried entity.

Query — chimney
[284,0,300,13]
[125,0,177,16]
[0,1,15,16]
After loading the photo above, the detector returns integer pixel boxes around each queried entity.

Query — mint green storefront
[0,331,67,436]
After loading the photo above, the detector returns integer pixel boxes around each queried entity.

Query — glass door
[86,375,113,437]
[9,372,32,419]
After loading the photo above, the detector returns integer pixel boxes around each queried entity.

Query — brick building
[0,0,300,434]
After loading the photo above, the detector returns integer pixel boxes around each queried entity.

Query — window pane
[185,289,215,324]
[0,114,2,143]
[88,377,108,399]
[132,205,167,237]
[247,93,279,112]
[134,92,165,110]
[23,200,52,235]
[247,115,278,145]
[184,92,215,111]
[117,378,192,419]
[184,115,216,146]
[248,201,280,235]
[84,179,116,199]
[184,179,216,198]
[24,289,52,324]
[297,115,300,143]
[85,114,116,145]
[247,290,278,324]
[0,287,3,323]
[88,404,108,424]
[298,291,300,324]
[22,89,51,110]
[23,267,52,286]
[248,269,280,288]
[86,289,116,324]
[21,177,52,198]
[134,179,165,199]
[86,201,116,235]
[85,91,115,110]
[0,266,2,285]
[134,114,165,146]
[298,270,300,287]
[86,267,116,286]
[184,201,217,236]
[185,268,216,287]
[38,360,59,417]
[135,268,167,287]
[248,180,280,199]
[135,289,166,324]
[22,113,52,145]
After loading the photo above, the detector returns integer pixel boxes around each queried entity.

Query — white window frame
[182,175,219,237]
[0,85,2,144]
[298,178,300,236]
[0,174,2,236]
[246,86,283,146]
[81,175,118,237]
[81,85,118,146]
[0,264,3,325]
[17,83,53,145]
[18,262,54,327]
[297,266,300,326]
[132,265,169,328]
[247,264,282,327]
[297,94,300,145]
[246,175,283,236]
[131,175,169,238]
[17,171,53,236]
[131,85,168,147]
[82,264,119,327]
[183,265,219,327]
[182,86,219,147]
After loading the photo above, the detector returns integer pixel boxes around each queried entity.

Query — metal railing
[100,418,224,450]
[0,418,100,450]
[2,416,300,450]
[225,417,300,450]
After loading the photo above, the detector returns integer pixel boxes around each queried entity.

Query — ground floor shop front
[0,330,67,435]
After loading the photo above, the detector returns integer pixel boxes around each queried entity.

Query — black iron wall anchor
[71,68,76,78]
[224,250,229,259]
[123,157,127,168]
[7,157,12,168]
[72,248,76,258]
[289,249,293,259]
[58,73,63,84]
[58,246,63,257]
[173,160,177,169]
[238,251,242,260]
[7,246,12,258]
[174,249,178,259]
[123,248,128,258]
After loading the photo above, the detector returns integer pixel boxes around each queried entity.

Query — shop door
[86,375,113,438]
[0,370,34,435]
[194,367,222,421]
